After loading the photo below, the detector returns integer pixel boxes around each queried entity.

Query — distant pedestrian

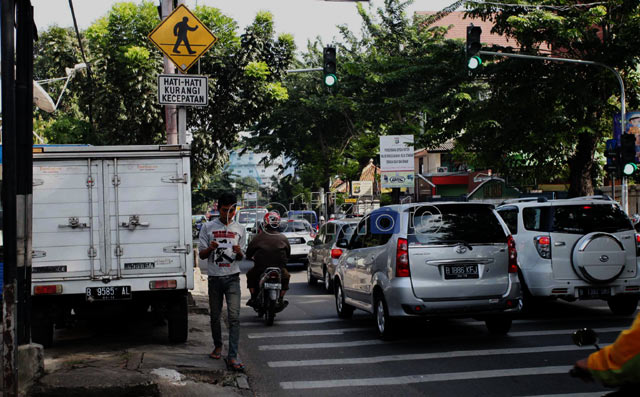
[198,192,246,371]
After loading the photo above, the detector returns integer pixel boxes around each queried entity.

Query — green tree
[461,0,640,196]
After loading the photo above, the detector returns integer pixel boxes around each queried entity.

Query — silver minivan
[333,202,522,339]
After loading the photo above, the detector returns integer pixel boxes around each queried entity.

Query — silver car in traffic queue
[307,218,361,292]
[333,202,522,340]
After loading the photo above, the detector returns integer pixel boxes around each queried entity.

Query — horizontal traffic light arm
[285,67,323,73]
[477,49,627,134]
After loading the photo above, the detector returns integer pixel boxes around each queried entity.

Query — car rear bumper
[524,267,640,299]
[385,276,521,317]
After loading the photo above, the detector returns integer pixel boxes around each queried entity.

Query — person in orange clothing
[574,312,640,387]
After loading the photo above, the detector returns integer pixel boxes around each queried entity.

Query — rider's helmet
[263,211,281,229]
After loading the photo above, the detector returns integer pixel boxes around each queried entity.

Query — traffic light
[621,134,637,176]
[466,25,482,69]
[323,46,337,87]
[605,139,620,175]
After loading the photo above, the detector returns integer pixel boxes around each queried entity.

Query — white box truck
[30,145,193,346]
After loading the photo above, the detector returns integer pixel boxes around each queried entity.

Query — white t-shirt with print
[198,218,246,277]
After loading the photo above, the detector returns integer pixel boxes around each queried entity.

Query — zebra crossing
[239,301,633,396]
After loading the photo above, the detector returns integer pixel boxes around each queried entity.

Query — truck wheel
[167,294,188,343]
[485,317,512,335]
[32,307,54,348]
[607,295,639,316]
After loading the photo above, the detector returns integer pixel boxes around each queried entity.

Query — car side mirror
[307,240,315,246]
[572,328,599,348]
[336,238,349,249]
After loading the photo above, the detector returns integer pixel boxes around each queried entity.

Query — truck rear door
[104,158,188,277]
[32,160,105,278]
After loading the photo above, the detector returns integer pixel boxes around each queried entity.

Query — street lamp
[34,62,87,113]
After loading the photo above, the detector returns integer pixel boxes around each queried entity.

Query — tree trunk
[567,132,598,198]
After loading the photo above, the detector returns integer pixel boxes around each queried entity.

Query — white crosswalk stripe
[280,366,570,390]
[268,344,585,367]
[259,339,385,351]
[247,327,370,339]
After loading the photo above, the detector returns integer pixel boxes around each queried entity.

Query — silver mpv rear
[333,202,521,339]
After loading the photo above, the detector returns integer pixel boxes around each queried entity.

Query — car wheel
[607,295,639,316]
[307,265,317,286]
[485,317,512,335]
[323,267,332,293]
[374,293,395,340]
[335,281,354,319]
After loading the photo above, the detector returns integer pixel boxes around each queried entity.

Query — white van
[30,145,193,346]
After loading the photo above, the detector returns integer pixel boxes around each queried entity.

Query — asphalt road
[235,260,635,397]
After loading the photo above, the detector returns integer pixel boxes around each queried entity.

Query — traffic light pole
[478,50,628,212]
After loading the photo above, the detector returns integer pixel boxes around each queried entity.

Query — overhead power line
[465,1,608,11]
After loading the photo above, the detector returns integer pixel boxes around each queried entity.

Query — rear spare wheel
[572,232,626,283]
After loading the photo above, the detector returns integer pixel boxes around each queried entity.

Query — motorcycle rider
[574,311,640,388]
[245,211,291,311]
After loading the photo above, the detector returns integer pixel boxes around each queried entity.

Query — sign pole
[178,106,187,144]
[161,0,178,144]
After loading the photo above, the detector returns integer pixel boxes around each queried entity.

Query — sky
[31,0,457,51]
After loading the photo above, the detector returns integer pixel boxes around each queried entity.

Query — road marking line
[297,299,327,304]
[509,327,624,337]
[245,318,344,327]
[269,344,583,367]
[520,393,605,397]
[280,366,569,389]
[247,327,370,339]
[259,339,385,351]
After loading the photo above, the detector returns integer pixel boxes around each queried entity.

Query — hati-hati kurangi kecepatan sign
[158,74,208,106]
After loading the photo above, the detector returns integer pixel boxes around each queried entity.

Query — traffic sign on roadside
[344,198,357,203]
[148,4,217,73]
[158,74,208,106]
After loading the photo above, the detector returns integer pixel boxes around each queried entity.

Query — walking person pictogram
[173,16,198,54]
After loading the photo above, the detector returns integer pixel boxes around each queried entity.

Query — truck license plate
[444,264,479,279]
[86,286,132,301]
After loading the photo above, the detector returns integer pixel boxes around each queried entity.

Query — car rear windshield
[289,212,317,225]
[551,204,632,234]
[408,204,507,245]
[279,221,310,233]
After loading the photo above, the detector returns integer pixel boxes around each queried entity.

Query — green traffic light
[623,162,637,176]
[468,56,482,69]
[324,73,337,87]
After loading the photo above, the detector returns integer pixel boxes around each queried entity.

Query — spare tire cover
[572,232,625,283]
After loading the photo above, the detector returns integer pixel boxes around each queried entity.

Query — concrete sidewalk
[27,268,251,397]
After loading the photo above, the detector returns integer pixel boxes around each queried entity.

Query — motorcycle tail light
[331,248,343,259]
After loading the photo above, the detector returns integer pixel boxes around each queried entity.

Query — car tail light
[34,285,62,295]
[534,235,551,259]
[331,248,343,259]
[149,280,177,289]
[396,238,410,277]
[507,235,518,273]
[636,234,640,256]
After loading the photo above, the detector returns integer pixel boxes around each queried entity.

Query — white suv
[497,196,640,315]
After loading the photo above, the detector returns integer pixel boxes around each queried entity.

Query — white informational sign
[380,135,414,188]
[158,74,208,106]
[380,135,414,171]
[352,181,373,196]
[381,171,414,188]
[243,191,258,200]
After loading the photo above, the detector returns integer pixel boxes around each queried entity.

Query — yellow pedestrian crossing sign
[148,4,217,73]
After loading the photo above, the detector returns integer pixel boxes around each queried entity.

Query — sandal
[225,358,245,372]
[209,349,222,360]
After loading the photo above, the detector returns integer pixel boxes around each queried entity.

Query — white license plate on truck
[86,286,132,301]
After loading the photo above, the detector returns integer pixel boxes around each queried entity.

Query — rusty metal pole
[2,0,19,394]
[162,0,178,144]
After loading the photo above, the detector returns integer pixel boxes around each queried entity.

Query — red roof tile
[416,11,514,48]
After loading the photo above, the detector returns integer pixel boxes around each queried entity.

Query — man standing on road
[199,192,246,371]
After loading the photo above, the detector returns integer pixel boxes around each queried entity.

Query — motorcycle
[570,328,638,396]
[253,267,283,326]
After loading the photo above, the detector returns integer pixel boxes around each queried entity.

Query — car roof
[498,195,616,207]
[327,218,362,224]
